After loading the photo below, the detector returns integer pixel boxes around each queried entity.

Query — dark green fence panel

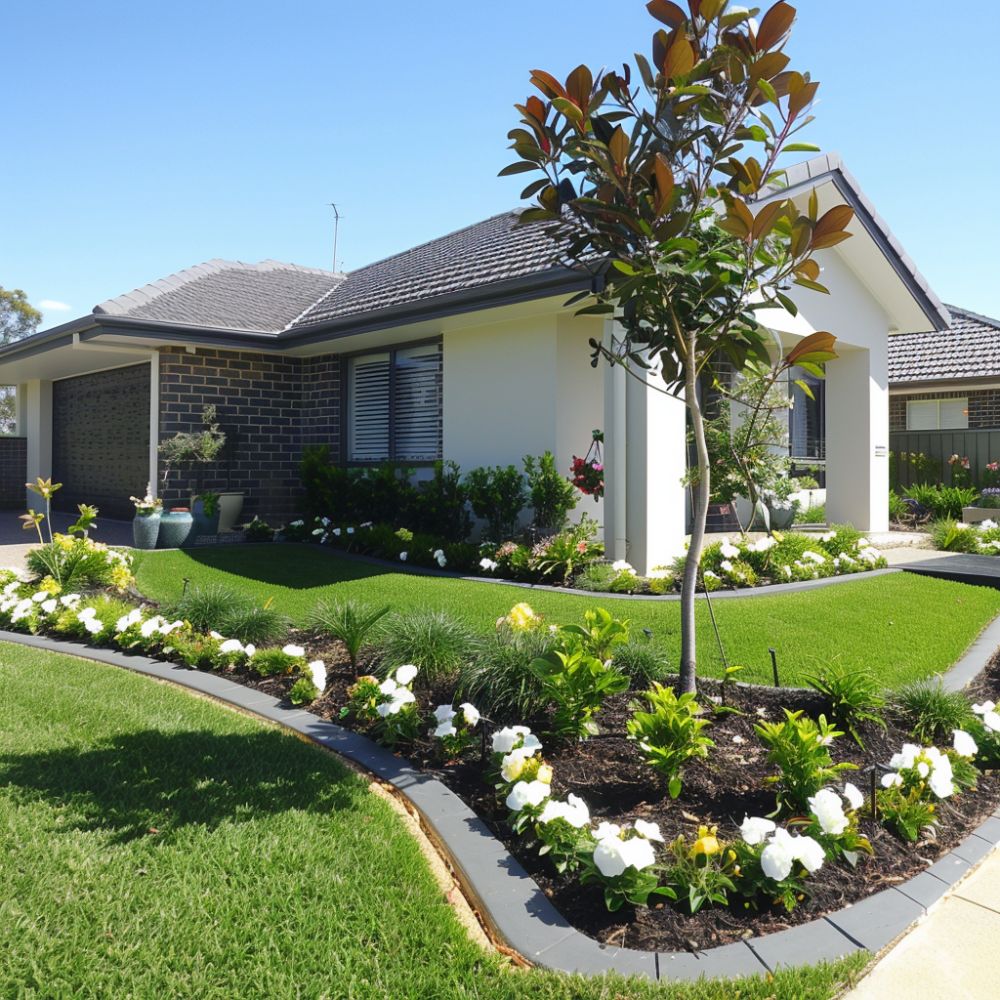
[890,430,1000,489]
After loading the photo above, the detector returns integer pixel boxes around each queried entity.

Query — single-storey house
[888,306,1000,484]
[0,155,950,572]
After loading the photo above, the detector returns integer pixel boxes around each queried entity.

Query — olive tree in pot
[158,405,226,542]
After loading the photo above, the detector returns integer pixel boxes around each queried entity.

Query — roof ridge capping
[93,257,336,317]
[943,303,1000,331]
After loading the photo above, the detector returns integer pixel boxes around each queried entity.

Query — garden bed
[187,625,1000,955]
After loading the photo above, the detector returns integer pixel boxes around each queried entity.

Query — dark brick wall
[0,437,26,509]
[52,364,151,519]
[157,348,341,523]
[890,389,1000,432]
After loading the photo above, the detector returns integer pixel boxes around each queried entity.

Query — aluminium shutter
[348,352,391,461]
[394,344,442,461]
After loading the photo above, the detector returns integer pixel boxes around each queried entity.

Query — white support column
[24,379,53,505]
[15,384,28,436]
[148,352,160,497]
[602,320,628,562]
[625,363,688,575]
[825,345,889,531]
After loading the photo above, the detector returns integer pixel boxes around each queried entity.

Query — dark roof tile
[889,306,1000,384]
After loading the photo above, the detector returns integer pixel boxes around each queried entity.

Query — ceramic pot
[217,492,245,533]
[132,512,161,550]
[191,497,221,538]
[157,508,195,548]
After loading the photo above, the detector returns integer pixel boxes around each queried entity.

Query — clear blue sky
[3,1,998,328]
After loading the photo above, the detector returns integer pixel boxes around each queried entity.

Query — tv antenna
[329,203,343,273]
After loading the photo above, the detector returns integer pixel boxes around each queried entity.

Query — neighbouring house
[0,155,949,572]
[888,306,1000,486]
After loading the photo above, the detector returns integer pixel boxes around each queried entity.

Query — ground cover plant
[0,645,873,998]
[133,544,1000,689]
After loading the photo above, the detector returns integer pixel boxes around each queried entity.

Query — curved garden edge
[4,632,1000,983]
[287,542,902,602]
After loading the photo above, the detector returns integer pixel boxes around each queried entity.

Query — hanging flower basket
[571,430,605,501]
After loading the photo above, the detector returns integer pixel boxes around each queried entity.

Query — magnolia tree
[503,0,853,692]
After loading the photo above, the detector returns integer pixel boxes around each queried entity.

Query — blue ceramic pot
[157,508,195,548]
[132,512,161,550]
[191,497,220,538]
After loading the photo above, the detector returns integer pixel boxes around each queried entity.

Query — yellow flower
[508,603,537,631]
[691,825,722,858]
[40,576,61,596]
[536,763,553,785]
[109,564,133,593]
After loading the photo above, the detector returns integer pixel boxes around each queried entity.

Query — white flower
[61,593,82,608]
[633,819,664,842]
[40,599,57,614]
[31,591,49,603]
[740,816,776,846]
[720,560,734,573]
[346,527,355,535]
[612,559,634,574]
[981,519,998,530]
[647,567,671,580]
[245,644,256,657]
[808,789,849,836]
[972,701,995,715]
[505,780,550,813]
[436,553,448,568]
[219,638,244,654]
[983,711,1000,734]
[916,761,930,778]
[140,616,164,638]
[434,721,457,738]
[433,549,445,561]
[889,744,921,770]
[210,631,224,640]
[593,821,622,841]
[720,539,740,559]
[501,748,534,782]
[843,783,865,812]
[290,520,304,527]
[311,528,324,536]
[116,608,144,632]
[307,660,327,691]
[820,531,836,542]
[752,536,777,552]
[593,831,656,877]
[479,558,498,572]
[881,772,903,788]
[434,704,456,724]
[953,730,978,758]
[395,664,418,686]
[379,677,399,696]
[793,834,826,873]
[332,527,342,537]
[82,616,104,635]
[859,547,882,564]
[491,726,540,755]
[538,794,590,828]
[803,550,826,565]
[459,703,480,727]
[77,607,98,621]
[703,570,719,580]
[282,644,305,658]
[376,687,416,717]
[399,551,408,562]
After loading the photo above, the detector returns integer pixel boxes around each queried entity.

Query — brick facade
[52,364,151,519]
[0,437,26,509]
[157,347,341,523]
[890,388,1000,432]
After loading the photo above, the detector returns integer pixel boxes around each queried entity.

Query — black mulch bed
[185,626,1000,954]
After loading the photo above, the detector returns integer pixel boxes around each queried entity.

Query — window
[906,398,968,431]
[347,343,442,462]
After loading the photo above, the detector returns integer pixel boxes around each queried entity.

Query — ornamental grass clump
[165,585,288,645]
[627,684,714,798]
[804,664,886,748]
[377,609,480,685]
[895,680,976,743]
[611,639,671,688]
[754,710,857,815]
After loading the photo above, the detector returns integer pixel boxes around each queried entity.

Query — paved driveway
[0,510,133,570]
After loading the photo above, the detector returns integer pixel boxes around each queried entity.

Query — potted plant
[192,490,221,537]
[129,486,163,549]
[158,405,226,543]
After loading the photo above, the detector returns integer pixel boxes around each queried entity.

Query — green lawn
[135,545,1000,689]
[0,644,868,998]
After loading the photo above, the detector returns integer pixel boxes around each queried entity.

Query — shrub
[612,640,671,688]
[889,489,908,522]
[529,516,602,583]
[251,647,303,677]
[754,710,858,814]
[465,465,527,540]
[242,516,274,542]
[804,664,886,747]
[663,828,737,914]
[814,524,864,558]
[895,680,975,743]
[627,684,714,797]
[907,484,978,520]
[575,562,638,593]
[165,584,236,632]
[412,461,471,541]
[222,603,289,645]
[307,598,390,670]
[377,609,480,685]
[794,503,825,524]
[456,626,556,719]
[523,451,577,533]
[929,519,981,553]
[26,536,132,593]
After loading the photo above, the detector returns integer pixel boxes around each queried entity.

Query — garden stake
[769,648,780,688]
[182,577,190,597]
[869,766,878,821]
[700,570,728,671]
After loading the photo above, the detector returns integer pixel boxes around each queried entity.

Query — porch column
[602,321,628,562]
[14,384,28,436]
[24,379,53,505]
[625,361,687,575]
[824,345,889,531]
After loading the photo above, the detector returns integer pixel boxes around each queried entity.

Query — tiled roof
[289,211,569,329]
[94,259,342,334]
[889,306,1000,384]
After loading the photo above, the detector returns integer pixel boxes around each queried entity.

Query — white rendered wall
[24,378,52,505]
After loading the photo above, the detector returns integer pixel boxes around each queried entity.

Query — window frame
[341,337,443,467]
[905,397,969,431]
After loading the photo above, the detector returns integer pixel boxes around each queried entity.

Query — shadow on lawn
[0,728,361,843]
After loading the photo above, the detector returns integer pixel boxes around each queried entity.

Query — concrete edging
[3,629,999,983]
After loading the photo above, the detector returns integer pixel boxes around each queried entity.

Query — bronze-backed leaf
[730,198,755,231]
[756,1,796,51]
[700,0,727,18]
[654,153,675,214]
[646,0,687,27]
[609,126,630,168]
[812,204,855,241]
[663,36,697,79]
[750,51,790,82]
[809,231,853,251]
[526,96,547,123]
[752,200,785,239]
[789,79,820,117]
[566,64,594,110]
[791,220,812,257]
[797,258,821,281]
[530,69,568,100]
[785,330,837,366]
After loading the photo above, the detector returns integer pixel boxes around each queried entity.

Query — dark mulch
[191,626,1000,954]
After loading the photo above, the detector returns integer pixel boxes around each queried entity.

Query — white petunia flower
[307,660,327,691]
[501,747,534,782]
[434,704,456,724]
[593,821,622,841]
[808,789,849,836]
[953,730,978,758]
[843,783,865,812]
[479,558,498,572]
[41,599,57,614]
[219,638,245,654]
[399,551,408,562]
[282,644,305,658]
[633,819,664,843]
[881,772,903,788]
[740,816,776,846]
[505,780,550,813]
[720,540,740,559]
[612,559,634,574]
[460,703,480,727]
[538,794,590,828]
[394,664,418,686]
[434,721,457,738]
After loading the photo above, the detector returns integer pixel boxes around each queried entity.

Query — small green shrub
[876,785,938,842]
[754,710,858,814]
[894,680,975,742]
[251,647,302,677]
[627,684,714,797]
[889,489,908,522]
[26,536,126,592]
[815,524,864,558]
[221,604,290,645]
[242,516,275,542]
[377,609,480,684]
[907,484,978,520]
[456,626,555,718]
[465,464,527,540]
[288,676,320,705]
[413,460,471,540]
[930,519,981,553]
[529,516,602,583]
[804,664,886,747]
[523,451,577,533]
[794,503,825,524]
[307,598,390,670]
[166,584,237,632]
[612,640,671,687]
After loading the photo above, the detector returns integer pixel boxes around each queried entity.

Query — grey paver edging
[3,629,1000,983]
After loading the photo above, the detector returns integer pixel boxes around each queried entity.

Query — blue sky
[3,1,998,328]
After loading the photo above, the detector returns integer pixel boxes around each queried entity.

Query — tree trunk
[679,338,711,694]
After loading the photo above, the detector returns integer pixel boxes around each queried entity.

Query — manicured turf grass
[0,644,868,998]
[135,544,1000,689]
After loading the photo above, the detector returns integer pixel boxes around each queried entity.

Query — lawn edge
[5,631,1000,982]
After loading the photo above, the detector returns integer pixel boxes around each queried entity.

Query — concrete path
[0,511,133,571]
[844,846,999,999]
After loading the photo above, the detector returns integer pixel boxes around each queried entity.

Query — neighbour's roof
[289,211,566,330]
[94,259,343,334]
[889,305,1000,385]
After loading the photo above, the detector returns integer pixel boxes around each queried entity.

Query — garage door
[52,364,150,520]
